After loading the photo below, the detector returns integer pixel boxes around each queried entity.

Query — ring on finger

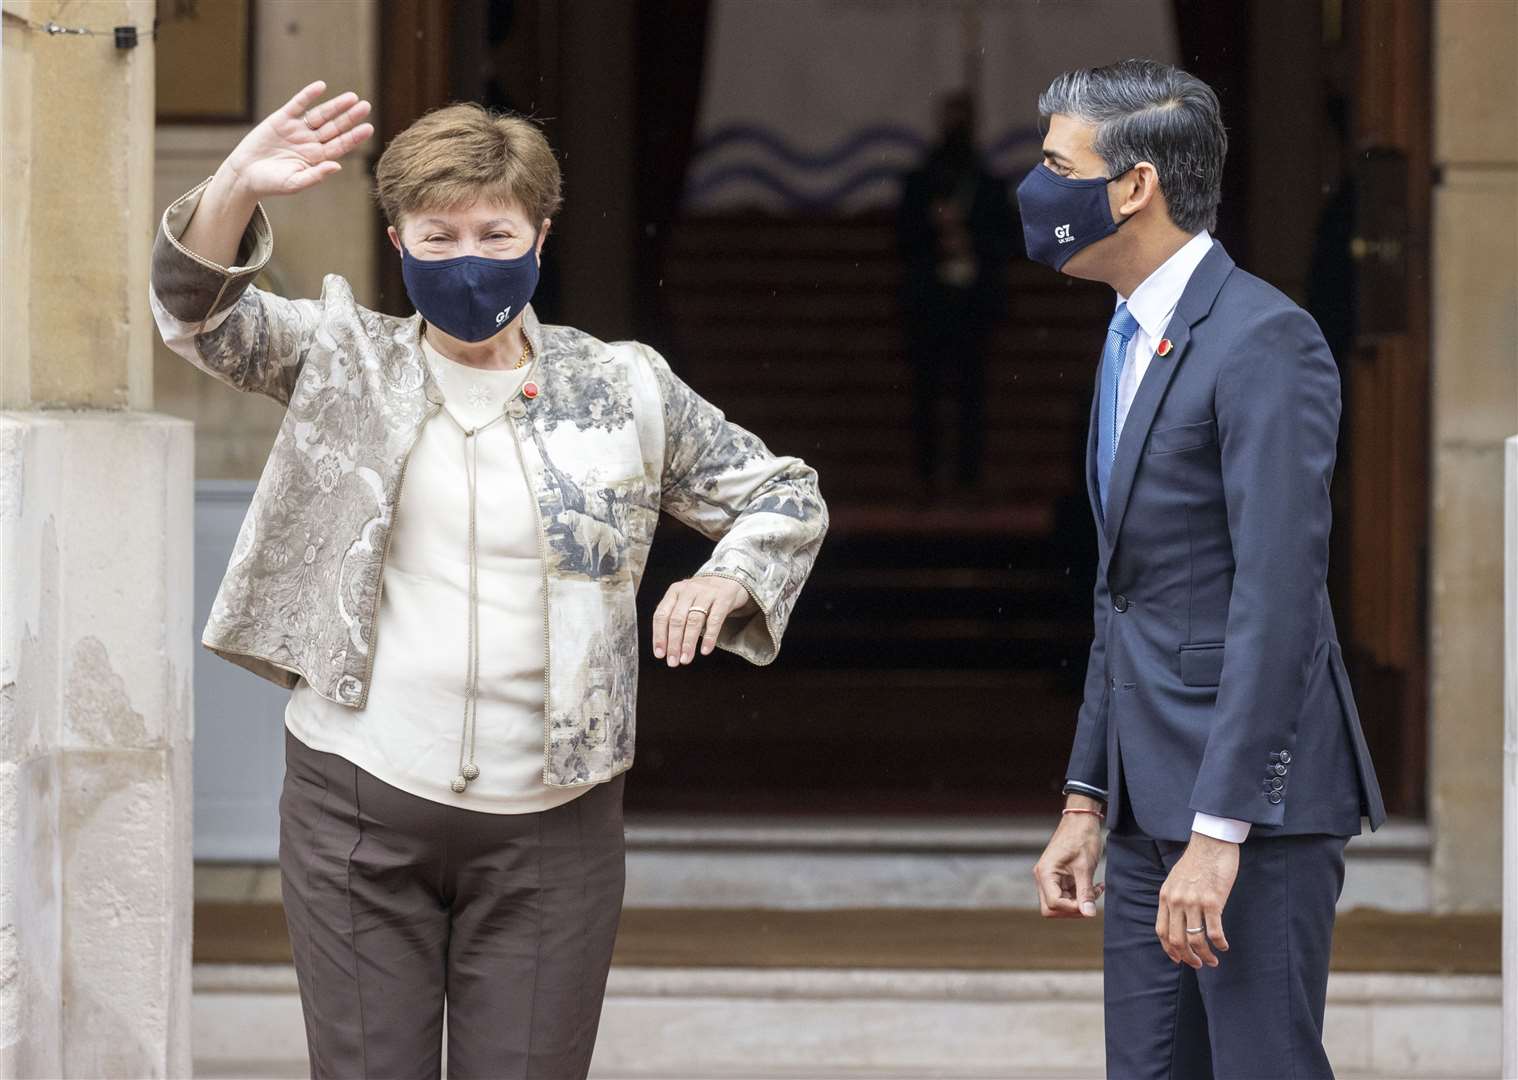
[1185,926,1206,934]
[688,606,711,617]
[304,110,321,129]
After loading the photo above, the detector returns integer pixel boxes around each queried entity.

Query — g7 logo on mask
[1054,224,1074,244]
[495,307,512,326]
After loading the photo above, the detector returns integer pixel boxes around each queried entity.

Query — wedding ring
[1185,927,1206,934]
[304,110,320,130]
[688,606,711,617]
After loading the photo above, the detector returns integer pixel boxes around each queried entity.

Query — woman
[151,81,826,1079]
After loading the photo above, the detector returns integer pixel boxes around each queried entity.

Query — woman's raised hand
[224,81,374,200]
[180,81,374,268]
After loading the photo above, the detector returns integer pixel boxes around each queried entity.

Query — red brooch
[1156,338,1174,357]
[522,382,539,400]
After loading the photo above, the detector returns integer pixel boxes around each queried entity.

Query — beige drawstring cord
[426,334,538,795]
[442,408,509,793]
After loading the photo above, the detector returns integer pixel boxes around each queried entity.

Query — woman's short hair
[1038,59,1227,234]
[374,103,563,230]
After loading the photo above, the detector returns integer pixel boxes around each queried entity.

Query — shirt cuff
[1062,780,1109,801]
[1192,812,1251,844]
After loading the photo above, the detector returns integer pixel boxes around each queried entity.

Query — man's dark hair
[1038,59,1228,234]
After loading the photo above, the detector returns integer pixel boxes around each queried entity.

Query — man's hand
[1156,832,1239,969]
[1032,797,1106,918]
[650,576,755,667]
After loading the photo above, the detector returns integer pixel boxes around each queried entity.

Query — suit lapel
[1102,324,1189,546]
[1102,243,1236,549]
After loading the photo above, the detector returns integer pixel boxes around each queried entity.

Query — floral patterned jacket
[150,179,828,787]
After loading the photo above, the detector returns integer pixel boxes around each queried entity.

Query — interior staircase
[628,213,1112,816]
[655,213,1109,512]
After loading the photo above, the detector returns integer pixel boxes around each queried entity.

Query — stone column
[0,2,194,1077]
[1427,0,1518,914]
[1505,435,1517,1080]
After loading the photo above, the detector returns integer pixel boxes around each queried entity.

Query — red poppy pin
[1156,338,1174,357]
[522,382,540,400]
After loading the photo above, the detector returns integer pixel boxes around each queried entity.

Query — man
[897,90,1013,498]
[1022,60,1385,1078]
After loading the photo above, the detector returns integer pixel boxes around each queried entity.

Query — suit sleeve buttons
[1265,750,1293,804]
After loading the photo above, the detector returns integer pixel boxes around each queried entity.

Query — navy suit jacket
[1067,242,1387,841]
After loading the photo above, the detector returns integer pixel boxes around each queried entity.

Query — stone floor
[191,826,1499,1078]
[193,964,1503,1079]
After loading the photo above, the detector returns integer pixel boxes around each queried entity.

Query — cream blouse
[285,336,595,813]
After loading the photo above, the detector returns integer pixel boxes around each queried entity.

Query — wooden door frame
[1340,0,1433,816]
[374,0,455,314]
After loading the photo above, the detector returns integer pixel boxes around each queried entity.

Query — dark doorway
[374,0,1432,819]
[626,0,1432,818]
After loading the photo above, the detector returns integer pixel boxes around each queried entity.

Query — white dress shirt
[1101,232,1250,845]
[1114,230,1214,441]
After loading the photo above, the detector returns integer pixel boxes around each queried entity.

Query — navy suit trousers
[1103,829,1348,1079]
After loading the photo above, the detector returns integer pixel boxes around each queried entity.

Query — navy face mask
[1016,164,1133,272]
[400,245,540,342]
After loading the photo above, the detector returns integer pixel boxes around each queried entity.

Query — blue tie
[1096,302,1141,514]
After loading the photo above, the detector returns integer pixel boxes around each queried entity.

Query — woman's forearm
[179,164,262,270]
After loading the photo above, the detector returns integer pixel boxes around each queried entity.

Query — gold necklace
[515,337,533,370]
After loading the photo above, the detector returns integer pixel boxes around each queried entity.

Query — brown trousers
[278,729,626,1080]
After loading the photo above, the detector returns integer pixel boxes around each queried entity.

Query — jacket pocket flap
[1179,644,1225,686]
[1148,420,1218,455]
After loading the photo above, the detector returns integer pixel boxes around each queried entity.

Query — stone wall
[0,1,195,1075]
[1,414,195,1078]
[1504,435,1517,1077]
[1427,0,1518,914]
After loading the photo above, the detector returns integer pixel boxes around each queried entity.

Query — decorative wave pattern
[697,123,929,171]
[684,123,1045,214]
[684,163,921,214]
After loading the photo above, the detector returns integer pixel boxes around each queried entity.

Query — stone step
[618,819,1437,912]
[191,964,1503,1079]
[194,820,1437,920]
[194,894,1492,973]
